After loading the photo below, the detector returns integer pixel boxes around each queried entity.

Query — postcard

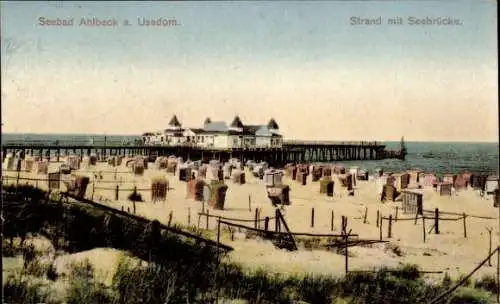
[1,1,498,303]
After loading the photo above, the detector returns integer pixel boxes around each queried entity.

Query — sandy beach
[3,159,499,283]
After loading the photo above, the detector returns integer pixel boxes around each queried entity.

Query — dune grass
[2,184,497,303]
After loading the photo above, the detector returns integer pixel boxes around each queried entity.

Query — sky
[1,1,498,142]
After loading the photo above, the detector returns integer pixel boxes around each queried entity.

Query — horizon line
[1,132,498,144]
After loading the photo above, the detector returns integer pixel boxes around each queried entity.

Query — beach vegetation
[2,184,497,304]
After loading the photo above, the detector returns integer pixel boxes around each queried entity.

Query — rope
[422,209,496,220]
[382,216,464,222]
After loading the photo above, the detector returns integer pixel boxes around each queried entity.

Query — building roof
[243,125,261,135]
[230,116,244,128]
[267,118,279,130]
[168,115,182,127]
[204,121,228,132]
[165,128,185,133]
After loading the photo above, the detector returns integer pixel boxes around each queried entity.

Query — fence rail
[198,211,276,223]
[218,220,359,238]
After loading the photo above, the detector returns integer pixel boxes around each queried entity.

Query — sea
[1,133,499,177]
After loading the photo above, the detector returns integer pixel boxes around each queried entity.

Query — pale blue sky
[1,1,498,141]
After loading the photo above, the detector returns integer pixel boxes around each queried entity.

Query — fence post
[206,210,210,230]
[188,208,191,225]
[435,208,440,234]
[376,210,380,227]
[115,185,119,201]
[216,217,221,262]
[330,210,334,231]
[497,246,500,304]
[487,228,492,266]
[248,194,252,212]
[344,233,349,275]
[257,208,261,229]
[363,207,368,224]
[253,208,259,229]
[133,201,136,215]
[91,181,95,201]
[311,208,315,228]
[387,215,393,238]
[463,213,467,238]
[264,217,269,231]
[168,211,173,227]
[379,215,383,241]
[422,216,426,243]
[275,209,280,232]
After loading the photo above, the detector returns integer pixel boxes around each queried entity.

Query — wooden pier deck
[1,140,405,166]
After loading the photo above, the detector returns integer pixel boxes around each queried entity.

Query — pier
[1,140,405,166]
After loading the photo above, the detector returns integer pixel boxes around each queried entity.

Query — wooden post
[91,181,95,201]
[254,208,259,229]
[188,208,191,225]
[463,213,467,238]
[363,207,368,224]
[487,227,492,266]
[387,215,393,238]
[205,210,210,230]
[115,185,119,201]
[344,233,349,275]
[379,215,383,241]
[497,246,500,303]
[248,194,252,212]
[127,207,130,213]
[257,208,261,229]
[311,208,315,228]
[414,211,419,225]
[275,209,279,232]
[330,210,334,231]
[395,206,399,222]
[264,217,269,231]
[216,217,221,262]
[376,210,380,227]
[133,201,136,215]
[498,205,500,304]
[422,216,426,243]
[435,208,440,234]
[197,214,201,229]
[168,211,173,227]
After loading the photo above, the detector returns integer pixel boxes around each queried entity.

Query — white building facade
[142,115,283,149]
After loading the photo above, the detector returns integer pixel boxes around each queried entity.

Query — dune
[3,158,499,282]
